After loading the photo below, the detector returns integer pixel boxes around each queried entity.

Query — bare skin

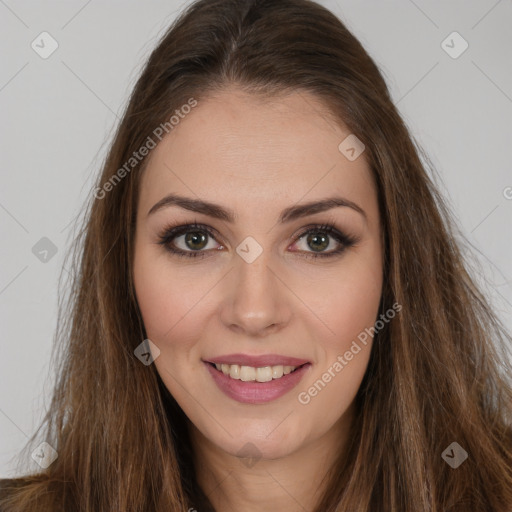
[133,87,383,511]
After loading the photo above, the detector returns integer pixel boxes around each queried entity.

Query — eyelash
[156,221,358,260]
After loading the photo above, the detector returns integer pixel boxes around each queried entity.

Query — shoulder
[0,477,29,510]
[0,476,59,512]
[0,478,19,511]
[0,477,21,497]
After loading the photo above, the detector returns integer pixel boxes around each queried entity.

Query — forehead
[138,88,376,220]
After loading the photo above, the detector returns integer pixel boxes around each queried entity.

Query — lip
[203,360,312,404]
[205,353,310,367]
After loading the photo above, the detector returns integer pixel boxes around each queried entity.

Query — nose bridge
[221,246,289,335]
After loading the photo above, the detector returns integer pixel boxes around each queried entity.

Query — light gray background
[1,0,511,477]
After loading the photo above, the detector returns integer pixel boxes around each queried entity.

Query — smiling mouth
[207,362,308,382]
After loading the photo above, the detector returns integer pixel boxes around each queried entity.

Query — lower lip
[204,361,311,404]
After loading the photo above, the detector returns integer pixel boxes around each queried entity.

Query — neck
[188,404,355,511]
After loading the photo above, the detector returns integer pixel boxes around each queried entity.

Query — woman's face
[133,88,383,461]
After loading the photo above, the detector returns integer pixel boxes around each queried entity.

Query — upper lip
[205,353,310,367]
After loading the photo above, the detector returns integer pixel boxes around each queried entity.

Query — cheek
[133,244,208,350]
[308,244,383,353]
[134,258,174,340]
[296,243,382,407]
[296,271,381,426]
[326,272,382,347]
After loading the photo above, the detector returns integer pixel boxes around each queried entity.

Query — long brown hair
[1,0,511,510]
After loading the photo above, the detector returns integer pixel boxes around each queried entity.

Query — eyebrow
[147,193,367,223]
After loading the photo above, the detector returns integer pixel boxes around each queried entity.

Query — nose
[219,249,291,337]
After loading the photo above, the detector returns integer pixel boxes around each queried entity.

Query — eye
[156,221,358,259]
[290,222,358,259]
[157,222,222,259]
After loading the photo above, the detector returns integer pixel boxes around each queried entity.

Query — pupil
[185,231,207,250]
[307,233,328,252]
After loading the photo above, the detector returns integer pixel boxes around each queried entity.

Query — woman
[1,0,511,510]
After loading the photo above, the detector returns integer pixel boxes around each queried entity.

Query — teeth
[256,366,272,382]
[212,363,299,382]
[230,364,240,379]
[272,365,284,379]
[240,366,256,381]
